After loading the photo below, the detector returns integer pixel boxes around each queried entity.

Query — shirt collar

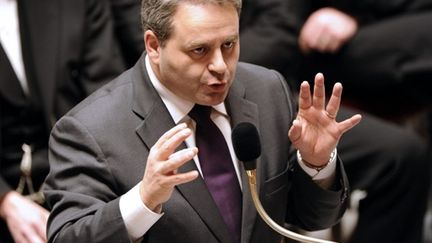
[145,55,228,124]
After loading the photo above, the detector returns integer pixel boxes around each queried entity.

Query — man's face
[148,2,240,106]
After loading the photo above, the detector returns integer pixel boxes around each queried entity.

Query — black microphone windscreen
[232,122,261,170]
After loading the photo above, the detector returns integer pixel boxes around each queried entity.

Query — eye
[223,41,235,49]
[192,47,206,55]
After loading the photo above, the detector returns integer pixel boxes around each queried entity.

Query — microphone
[232,122,337,243]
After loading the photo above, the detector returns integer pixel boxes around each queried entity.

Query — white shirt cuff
[297,149,337,181]
[119,182,163,241]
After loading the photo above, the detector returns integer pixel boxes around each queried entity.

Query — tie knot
[189,104,212,123]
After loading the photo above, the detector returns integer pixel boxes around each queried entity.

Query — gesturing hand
[140,123,199,211]
[288,73,361,167]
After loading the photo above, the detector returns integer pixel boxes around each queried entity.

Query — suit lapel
[176,162,235,243]
[225,79,261,243]
[131,57,234,243]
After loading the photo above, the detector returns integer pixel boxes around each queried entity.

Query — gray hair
[141,0,242,47]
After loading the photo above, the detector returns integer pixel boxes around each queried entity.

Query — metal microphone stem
[246,170,337,243]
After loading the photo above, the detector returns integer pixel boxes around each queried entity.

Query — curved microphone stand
[245,169,337,243]
[232,122,338,243]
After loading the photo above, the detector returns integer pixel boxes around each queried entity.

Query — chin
[211,96,227,105]
[199,98,225,106]
[196,92,228,106]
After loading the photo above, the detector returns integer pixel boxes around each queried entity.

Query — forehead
[170,2,239,43]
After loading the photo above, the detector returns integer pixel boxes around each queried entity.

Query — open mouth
[207,83,227,92]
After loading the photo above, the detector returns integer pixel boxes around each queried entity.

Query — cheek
[181,64,208,83]
[166,64,204,94]
[165,55,202,78]
[227,51,240,70]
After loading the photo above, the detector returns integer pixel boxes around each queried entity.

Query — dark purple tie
[189,105,242,242]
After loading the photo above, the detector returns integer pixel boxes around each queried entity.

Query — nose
[208,49,227,78]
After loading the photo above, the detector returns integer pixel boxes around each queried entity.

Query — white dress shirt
[119,55,337,241]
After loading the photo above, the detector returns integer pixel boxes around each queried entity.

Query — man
[44,0,362,242]
[0,0,124,242]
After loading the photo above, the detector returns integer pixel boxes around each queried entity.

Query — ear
[144,30,161,64]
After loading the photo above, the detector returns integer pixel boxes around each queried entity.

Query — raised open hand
[288,73,362,166]
[140,123,199,211]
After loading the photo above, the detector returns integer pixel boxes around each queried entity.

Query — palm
[288,73,361,166]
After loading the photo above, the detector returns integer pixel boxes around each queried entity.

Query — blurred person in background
[0,0,125,242]
[109,0,143,69]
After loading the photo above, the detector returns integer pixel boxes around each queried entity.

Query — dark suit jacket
[0,0,124,195]
[44,55,349,243]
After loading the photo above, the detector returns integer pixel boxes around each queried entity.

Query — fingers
[323,80,362,133]
[9,218,46,243]
[298,81,312,109]
[150,123,198,179]
[288,119,303,145]
[313,29,341,54]
[298,73,327,111]
[3,193,49,243]
[313,73,326,110]
[141,124,200,209]
[338,114,362,133]
[325,82,342,119]
[299,12,326,53]
[34,208,49,242]
[27,233,45,243]
[164,148,198,175]
[299,73,343,122]
[12,230,41,243]
[298,19,314,53]
[300,15,335,53]
[327,39,341,53]
[160,147,199,187]
[153,123,191,160]
[164,170,199,187]
[155,123,187,148]
[312,26,331,53]
[20,221,46,243]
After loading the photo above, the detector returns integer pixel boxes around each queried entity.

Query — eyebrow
[187,34,239,49]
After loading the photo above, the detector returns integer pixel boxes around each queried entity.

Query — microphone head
[232,122,261,170]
